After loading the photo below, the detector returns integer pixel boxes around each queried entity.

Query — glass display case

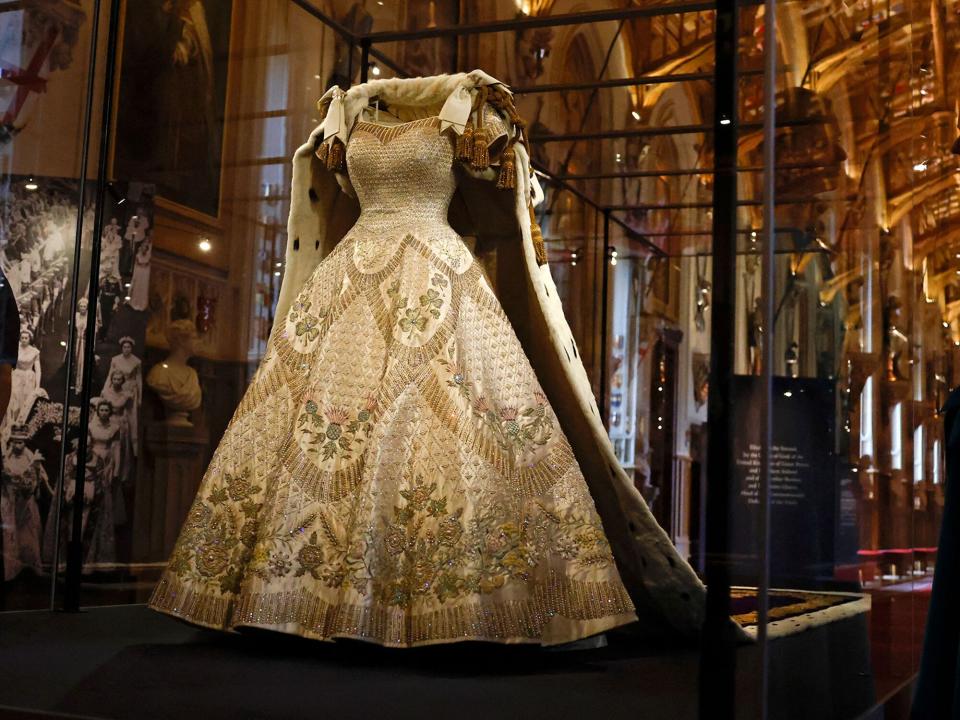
[0,1,951,717]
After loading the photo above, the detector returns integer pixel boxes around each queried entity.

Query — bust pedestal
[132,421,209,562]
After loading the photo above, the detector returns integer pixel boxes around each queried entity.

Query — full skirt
[149,226,636,646]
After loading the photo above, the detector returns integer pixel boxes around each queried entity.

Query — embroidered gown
[149,105,638,646]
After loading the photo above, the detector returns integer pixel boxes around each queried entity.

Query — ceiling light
[719,118,731,125]
[198,238,212,252]
[371,64,381,77]
[24,178,37,191]
[914,161,928,172]
[631,110,640,121]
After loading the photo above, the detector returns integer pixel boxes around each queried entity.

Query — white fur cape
[277,70,707,640]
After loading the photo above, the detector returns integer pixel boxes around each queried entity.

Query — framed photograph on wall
[111,0,235,225]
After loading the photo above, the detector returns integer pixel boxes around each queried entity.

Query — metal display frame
[48,2,784,717]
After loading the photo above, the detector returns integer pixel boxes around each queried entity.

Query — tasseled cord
[496,141,517,190]
[471,86,490,170]
[456,118,474,162]
[314,138,346,172]
[483,85,546,265]
[313,97,346,172]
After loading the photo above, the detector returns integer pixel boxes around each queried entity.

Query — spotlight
[24,178,37,191]
[631,110,640,121]
[198,238,212,252]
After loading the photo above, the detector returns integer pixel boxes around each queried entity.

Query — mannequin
[150,71,707,647]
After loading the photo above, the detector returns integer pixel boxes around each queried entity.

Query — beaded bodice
[346,117,455,235]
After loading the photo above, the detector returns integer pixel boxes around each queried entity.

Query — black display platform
[0,605,875,719]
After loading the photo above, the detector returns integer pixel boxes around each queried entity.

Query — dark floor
[0,605,877,720]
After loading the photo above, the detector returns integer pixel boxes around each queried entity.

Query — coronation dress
[150,71,707,647]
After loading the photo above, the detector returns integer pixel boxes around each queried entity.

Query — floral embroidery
[297,396,376,461]
[388,272,448,338]
[399,307,427,335]
[153,232,634,644]
[269,552,293,577]
[363,474,614,608]
[166,470,263,595]
[374,475,469,607]
[474,391,553,458]
[419,288,443,318]
[289,299,329,342]
[439,351,554,461]
[296,537,325,578]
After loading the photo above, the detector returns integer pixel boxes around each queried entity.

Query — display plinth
[132,421,209,562]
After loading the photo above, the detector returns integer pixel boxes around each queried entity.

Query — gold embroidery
[151,571,633,646]
[353,116,442,146]
[150,101,635,646]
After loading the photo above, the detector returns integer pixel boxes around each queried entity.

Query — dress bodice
[345,116,456,234]
[16,345,38,371]
[89,419,119,457]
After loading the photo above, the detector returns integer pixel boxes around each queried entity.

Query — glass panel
[9,3,943,714]
[0,1,103,610]
[66,3,619,611]
[766,0,937,714]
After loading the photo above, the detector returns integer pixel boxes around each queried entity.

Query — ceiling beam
[361,3,721,44]
[512,69,763,95]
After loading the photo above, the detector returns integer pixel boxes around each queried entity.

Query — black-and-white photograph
[0,177,154,593]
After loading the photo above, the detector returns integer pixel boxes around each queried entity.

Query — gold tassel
[496,145,516,190]
[472,126,490,169]
[457,120,474,162]
[315,141,329,164]
[326,138,345,171]
[529,205,547,265]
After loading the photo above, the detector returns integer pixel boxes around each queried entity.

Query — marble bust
[146,319,202,426]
